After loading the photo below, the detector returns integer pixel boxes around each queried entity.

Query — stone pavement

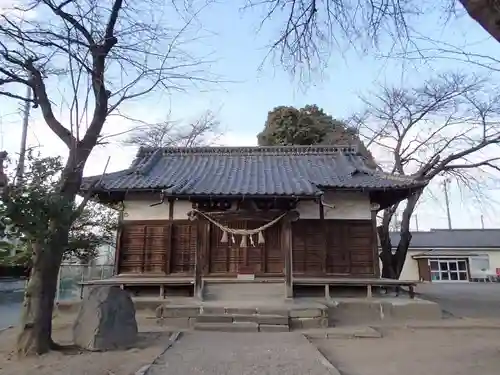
[146,331,337,375]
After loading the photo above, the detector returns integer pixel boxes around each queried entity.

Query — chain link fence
[56,263,114,301]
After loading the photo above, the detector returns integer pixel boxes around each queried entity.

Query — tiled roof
[389,229,500,250]
[82,146,426,196]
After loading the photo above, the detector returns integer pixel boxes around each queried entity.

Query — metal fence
[56,263,114,302]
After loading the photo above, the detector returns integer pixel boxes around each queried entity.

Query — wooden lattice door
[208,219,283,275]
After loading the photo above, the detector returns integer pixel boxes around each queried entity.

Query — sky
[1,0,500,230]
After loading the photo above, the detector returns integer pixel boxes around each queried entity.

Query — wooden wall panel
[326,222,350,274]
[170,221,197,274]
[119,220,199,275]
[291,220,324,274]
[263,222,283,274]
[292,219,375,277]
[119,224,147,274]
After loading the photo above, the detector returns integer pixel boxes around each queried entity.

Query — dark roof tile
[390,229,500,249]
[83,146,425,196]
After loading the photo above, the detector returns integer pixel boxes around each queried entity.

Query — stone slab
[303,326,382,339]
[225,307,258,315]
[293,317,328,329]
[197,314,234,323]
[201,306,227,315]
[387,299,442,320]
[157,305,200,318]
[231,314,289,325]
[194,322,259,332]
[259,324,290,332]
[289,308,324,318]
[157,317,191,328]
[256,307,290,316]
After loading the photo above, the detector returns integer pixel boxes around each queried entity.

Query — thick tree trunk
[378,205,398,279]
[378,191,422,280]
[17,230,67,356]
[458,0,500,43]
[392,191,421,279]
[16,169,80,356]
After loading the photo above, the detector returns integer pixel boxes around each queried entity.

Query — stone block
[159,306,200,318]
[196,314,234,323]
[201,306,226,315]
[157,317,191,328]
[328,301,383,324]
[259,324,290,332]
[225,307,257,315]
[232,314,258,323]
[256,307,289,316]
[73,286,138,351]
[387,300,442,321]
[194,322,259,332]
[256,315,289,325]
[292,317,328,329]
[289,308,323,318]
[353,328,382,338]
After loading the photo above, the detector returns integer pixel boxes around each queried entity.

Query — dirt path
[313,328,500,375]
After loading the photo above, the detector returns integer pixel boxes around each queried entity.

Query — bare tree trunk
[393,191,422,279]
[17,165,81,356]
[458,0,500,43]
[17,235,66,356]
[378,205,398,279]
[377,191,422,280]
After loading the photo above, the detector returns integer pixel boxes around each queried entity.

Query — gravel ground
[0,314,172,375]
[148,331,336,375]
[416,283,500,318]
[313,328,500,375]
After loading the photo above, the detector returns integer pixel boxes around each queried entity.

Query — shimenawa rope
[192,209,287,247]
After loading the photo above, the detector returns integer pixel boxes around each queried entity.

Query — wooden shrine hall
[80,145,425,300]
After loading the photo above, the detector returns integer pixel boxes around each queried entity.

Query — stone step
[194,322,259,332]
[203,282,284,301]
[196,314,289,325]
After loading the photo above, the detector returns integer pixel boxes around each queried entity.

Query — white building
[393,229,500,282]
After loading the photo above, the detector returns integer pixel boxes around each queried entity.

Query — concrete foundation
[60,283,443,332]
[327,298,442,325]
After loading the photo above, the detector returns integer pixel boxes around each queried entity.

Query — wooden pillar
[194,218,204,300]
[282,210,299,299]
[319,199,327,274]
[282,218,293,299]
[371,203,381,278]
[113,208,124,276]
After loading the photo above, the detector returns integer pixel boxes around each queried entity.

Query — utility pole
[415,215,419,231]
[443,179,452,230]
[481,215,485,229]
[15,85,31,186]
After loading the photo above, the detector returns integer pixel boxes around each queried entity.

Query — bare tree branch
[245,0,500,75]
[123,109,224,148]
[357,71,500,279]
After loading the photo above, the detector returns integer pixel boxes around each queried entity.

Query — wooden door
[208,220,283,276]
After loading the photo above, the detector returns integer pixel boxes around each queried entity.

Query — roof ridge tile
[136,145,359,157]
